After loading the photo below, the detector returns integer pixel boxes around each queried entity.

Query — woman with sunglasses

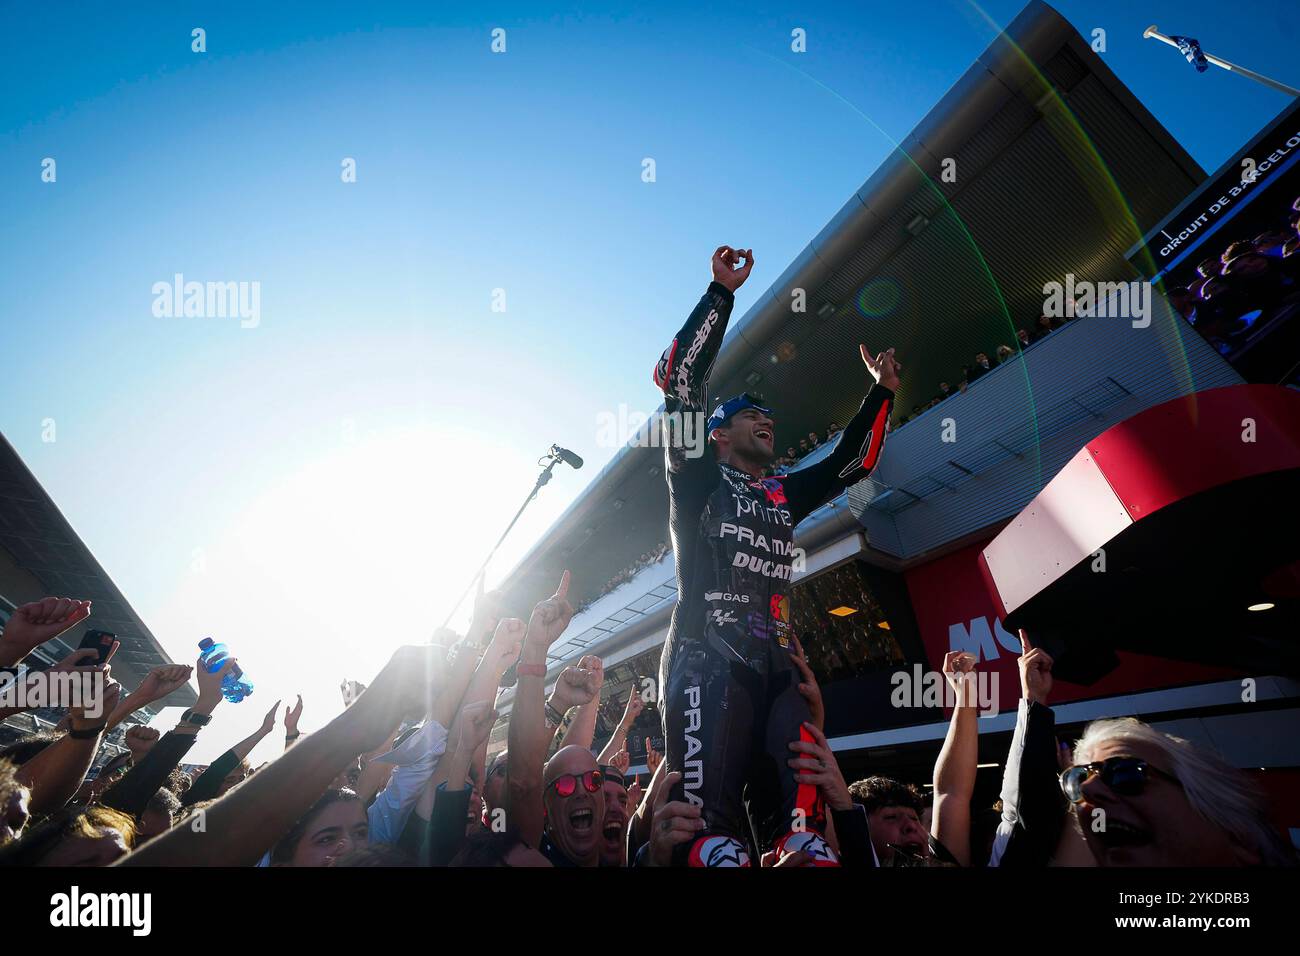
[993,630,1294,867]
[1063,718,1295,867]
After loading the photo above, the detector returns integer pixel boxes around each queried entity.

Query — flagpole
[1144,25,1300,97]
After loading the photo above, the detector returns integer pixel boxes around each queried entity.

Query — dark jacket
[988,699,1067,867]
[101,730,197,818]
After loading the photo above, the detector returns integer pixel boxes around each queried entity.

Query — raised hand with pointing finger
[609,749,631,776]
[861,344,902,392]
[525,570,575,654]
[285,694,304,734]
[644,738,662,777]
[1017,629,1054,705]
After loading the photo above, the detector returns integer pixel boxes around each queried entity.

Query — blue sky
[1,1,1295,760]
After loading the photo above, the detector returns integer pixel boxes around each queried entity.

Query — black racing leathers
[652,281,894,865]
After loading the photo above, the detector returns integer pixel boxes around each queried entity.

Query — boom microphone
[551,445,584,469]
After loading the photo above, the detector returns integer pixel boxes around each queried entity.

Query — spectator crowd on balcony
[767,422,844,474]
[761,309,1083,460]
[570,541,671,615]
[885,196,1300,429]
[893,312,1077,427]
[0,586,1292,869]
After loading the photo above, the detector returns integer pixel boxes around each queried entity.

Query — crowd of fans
[895,193,1300,426]
[571,541,670,615]
[757,309,1076,465]
[0,588,1292,868]
[894,314,1074,427]
[768,422,844,474]
[1167,194,1300,357]
[788,568,906,682]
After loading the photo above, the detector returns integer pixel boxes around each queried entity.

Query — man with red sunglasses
[538,745,605,867]
[651,246,898,865]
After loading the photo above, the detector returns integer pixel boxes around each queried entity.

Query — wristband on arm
[544,702,566,727]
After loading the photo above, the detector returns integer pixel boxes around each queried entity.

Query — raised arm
[426,700,498,866]
[119,644,448,867]
[103,657,234,818]
[373,615,521,843]
[429,634,477,732]
[507,571,575,848]
[18,671,121,816]
[352,727,402,805]
[626,750,667,860]
[283,694,304,750]
[0,597,92,668]
[429,585,505,730]
[988,630,1068,867]
[105,663,195,731]
[556,655,603,751]
[653,247,751,414]
[654,248,753,506]
[464,615,525,713]
[931,651,979,867]
[184,697,281,806]
[596,685,644,765]
[0,646,115,722]
[235,699,280,762]
[781,346,899,523]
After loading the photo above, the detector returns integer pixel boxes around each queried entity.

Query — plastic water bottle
[197,637,255,703]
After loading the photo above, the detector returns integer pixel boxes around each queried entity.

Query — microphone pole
[438,446,568,632]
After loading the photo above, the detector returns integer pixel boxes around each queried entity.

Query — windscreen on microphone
[552,445,584,469]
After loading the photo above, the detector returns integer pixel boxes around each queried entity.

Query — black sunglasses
[1059,756,1180,804]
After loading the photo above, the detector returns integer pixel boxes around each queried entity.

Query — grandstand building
[0,432,194,748]
[493,1,1300,840]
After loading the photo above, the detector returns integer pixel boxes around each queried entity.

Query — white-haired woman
[1062,717,1295,866]
[991,630,1295,867]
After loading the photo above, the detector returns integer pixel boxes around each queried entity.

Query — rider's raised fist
[711,246,754,293]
